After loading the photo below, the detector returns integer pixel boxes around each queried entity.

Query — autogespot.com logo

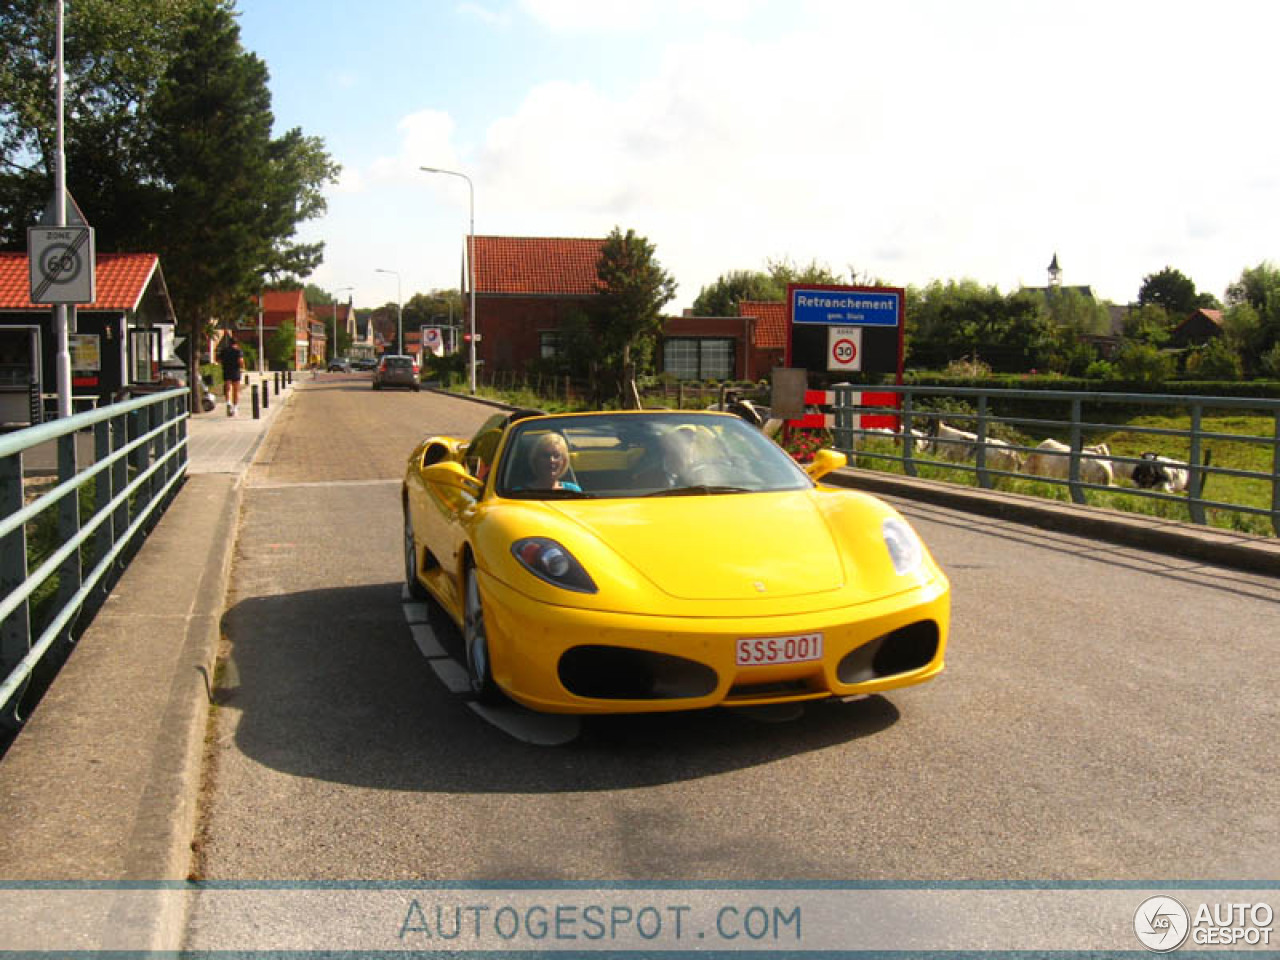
[1134,896,1190,952]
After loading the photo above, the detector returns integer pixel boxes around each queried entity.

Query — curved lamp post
[420,166,476,395]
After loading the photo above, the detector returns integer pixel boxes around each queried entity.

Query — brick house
[468,236,605,372]
[228,288,316,369]
[467,235,785,381]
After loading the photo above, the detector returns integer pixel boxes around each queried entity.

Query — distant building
[465,235,782,381]
[1171,308,1224,348]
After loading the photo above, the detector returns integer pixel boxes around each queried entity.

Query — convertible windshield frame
[494,411,813,501]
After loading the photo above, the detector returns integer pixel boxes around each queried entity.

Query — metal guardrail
[0,388,189,727]
[823,385,1280,536]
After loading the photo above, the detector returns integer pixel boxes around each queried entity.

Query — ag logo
[1134,896,1189,952]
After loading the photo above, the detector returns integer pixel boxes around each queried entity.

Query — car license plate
[736,632,823,666]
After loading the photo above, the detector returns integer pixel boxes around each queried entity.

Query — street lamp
[332,284,353,364]
[420,166,477,395]
[374,268,402,355]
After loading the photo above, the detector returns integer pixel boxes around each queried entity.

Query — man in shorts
[217,334,244,416]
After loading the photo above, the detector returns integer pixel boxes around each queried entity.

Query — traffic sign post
[28,226,96,305]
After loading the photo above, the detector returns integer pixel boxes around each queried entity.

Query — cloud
[456,2,512,28]
[366,109,461,184]
[347,0,1279,306]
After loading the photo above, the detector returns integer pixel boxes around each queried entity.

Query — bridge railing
[819,384,1280,536]
[0,389,189,727]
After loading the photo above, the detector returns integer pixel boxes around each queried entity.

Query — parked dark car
[372,354,420,391]
[351,357,377,371]
[327,357,353,373]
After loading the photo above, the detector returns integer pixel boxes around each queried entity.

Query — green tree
[1185,338,1242,380]
[1123,303,1175,347]
[0,0,336,407]
[595,227,677,407]
[690,258,872,317]
[1225,261,1280,373]
[147,0,336,398]
[1138,267,1200,316]
[267,320,296,369]
[0,0,200,245]
[905,280,1054,372]
[1114,342,1173,385]
[764,256,844,288]
[691,270,779,316]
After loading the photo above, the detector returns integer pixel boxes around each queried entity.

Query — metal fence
[821,384,1280,536]
[0,388,188,727]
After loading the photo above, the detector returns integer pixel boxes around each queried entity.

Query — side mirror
[422,460,484,498]
[805,448,847,481]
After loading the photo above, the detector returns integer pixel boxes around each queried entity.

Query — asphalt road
[187,378,1280,891]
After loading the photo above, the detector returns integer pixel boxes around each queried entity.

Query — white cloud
[330,0,1279,307]
[456,2,512,28]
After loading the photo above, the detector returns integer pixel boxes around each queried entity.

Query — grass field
[849,413,1279,538]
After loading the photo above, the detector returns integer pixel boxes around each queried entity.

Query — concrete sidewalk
[0,373,296,946]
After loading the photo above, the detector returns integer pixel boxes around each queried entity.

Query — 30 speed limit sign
[827,326,863,371]
[28,226,96,304]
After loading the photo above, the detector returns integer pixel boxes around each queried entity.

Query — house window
[663,338,735,380]
[540,331,560,359]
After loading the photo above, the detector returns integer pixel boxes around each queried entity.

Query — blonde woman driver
[527,433,581,492]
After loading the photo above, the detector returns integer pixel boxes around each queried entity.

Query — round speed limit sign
[827,326,863,371]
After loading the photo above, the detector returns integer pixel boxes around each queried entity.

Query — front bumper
[477,571,950,714]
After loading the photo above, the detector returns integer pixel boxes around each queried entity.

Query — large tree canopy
[1137,266,1217,316]
[0,0,337,388]
[595,226,676,406]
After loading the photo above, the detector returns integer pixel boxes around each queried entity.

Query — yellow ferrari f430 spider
[402,409,949,714]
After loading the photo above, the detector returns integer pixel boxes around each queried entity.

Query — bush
[1084,359,1116,380]
[1185,339,1242,381]
[1114,342,1174,386]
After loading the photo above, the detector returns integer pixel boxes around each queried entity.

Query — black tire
[403,509,430,601]
[463,565,502,703]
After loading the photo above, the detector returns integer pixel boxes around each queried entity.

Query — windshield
[495,412,812,499]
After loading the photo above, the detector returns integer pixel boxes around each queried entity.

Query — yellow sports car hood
[551,492,847,601]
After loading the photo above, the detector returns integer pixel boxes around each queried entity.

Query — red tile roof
[261,288,306,313]
[0,251,159,311]
[470,236,605,296]
[738,299,788,349]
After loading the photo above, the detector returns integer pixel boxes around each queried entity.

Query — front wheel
[463,565,502,703]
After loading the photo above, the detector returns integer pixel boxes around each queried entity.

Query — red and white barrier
[787,389,900,431]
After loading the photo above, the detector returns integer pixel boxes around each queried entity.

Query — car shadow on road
[216,583,901,794]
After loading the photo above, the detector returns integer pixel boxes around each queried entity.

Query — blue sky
[235,0,1279,312]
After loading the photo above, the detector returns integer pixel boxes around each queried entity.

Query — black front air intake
[836,621,939,684]
[558,646,718,701]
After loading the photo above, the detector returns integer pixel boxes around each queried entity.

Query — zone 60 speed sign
[28,226,96,305]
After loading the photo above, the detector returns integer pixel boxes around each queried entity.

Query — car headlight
[511,537,598,593]
[882,518,924,575]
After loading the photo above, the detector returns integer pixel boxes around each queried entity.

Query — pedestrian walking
[218,334,244,417]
